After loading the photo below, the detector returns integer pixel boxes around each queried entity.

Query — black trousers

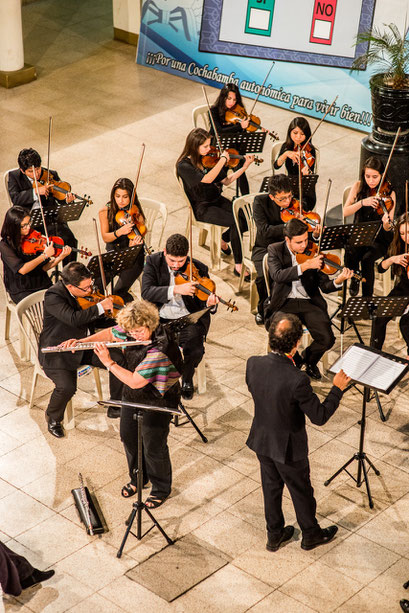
[196,197,246,264]
[278,298,335,366]
[44,347,125,422]
[120,407,172,499]
[160,319,206,383]
[344,242,387,296]
[373,312,409,353]
[257,453,320,537]
[0,541,34,597]
[252,247,268,316]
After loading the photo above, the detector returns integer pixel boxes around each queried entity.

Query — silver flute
[41,340,152,353]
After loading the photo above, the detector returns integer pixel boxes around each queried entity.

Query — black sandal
[121,482,137,498]
[145,496,167,509]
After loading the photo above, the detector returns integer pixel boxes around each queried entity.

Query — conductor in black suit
[246,312,350,552]
[141,233,218,400]
[39,262,126,437]
[8,148,78,262]
[264,218,353,379]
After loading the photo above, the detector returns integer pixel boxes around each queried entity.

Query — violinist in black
[8,148,78,262]
[98,177,145,302]
[343,156,395,297]
[373,214,409,358]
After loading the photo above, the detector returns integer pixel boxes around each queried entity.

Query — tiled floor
[0,1,408,612]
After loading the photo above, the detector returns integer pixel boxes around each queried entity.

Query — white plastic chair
[4,168,18,207]
[16,290,103,430]
[1,274,26,360]
[139,197,168,252]
[192,105,210,130]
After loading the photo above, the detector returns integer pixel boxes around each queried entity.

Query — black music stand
[340,296,409,421]
[219,132,267,197]
[259,175,318,199]
[98,399,182,555]
[324,343,408,507]
[88,245,143,294]
[30,200,87,228]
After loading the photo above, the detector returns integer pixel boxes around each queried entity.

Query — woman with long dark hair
[176,127,254,278]
[343,156,396,296]
[0,207,71,303]
[98,178,145,302]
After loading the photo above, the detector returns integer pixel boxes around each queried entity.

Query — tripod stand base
[324,452,380,509]
[117,501,174,558]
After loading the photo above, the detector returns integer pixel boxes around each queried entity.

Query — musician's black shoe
[301,525,338,550]
[266,526,294,552]
[255,313,264,326]
[349,278,360,297]
[305,363,322,380]
[21,568,55,590]
[107,406,121,419]
[400,599,409,613]
[47,419,65,438]
[181,379,194,400]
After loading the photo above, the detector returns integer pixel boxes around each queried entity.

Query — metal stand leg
[173,402,208,443]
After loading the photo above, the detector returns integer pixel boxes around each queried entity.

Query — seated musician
[252,175,320,325]
[69,300,183,507]
[39,262,126,438]
[8,148,78,262]
[98,177,145,303]
[0,207,71,303]
[264,218,353,380]
[176,127,254,279]
[141,233,218,400]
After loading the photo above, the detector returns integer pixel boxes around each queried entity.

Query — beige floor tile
[344,458,409,506]
[0,406,47,444]
[192,510,264,558]
[64,444,126,490]
[222,445,260,476]
[317,482,387,531]
[99,575,172,613]
[367,557,409,599]
[0,438,56,489]
[229,487,296,532]
[0,490,54,538]
[336,417,407,460]
[335,585,399,612]
[356,496,409,556]
[65,592,126,612]
[246,590,318,613]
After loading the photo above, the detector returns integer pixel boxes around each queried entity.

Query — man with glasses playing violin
[39,262,126,437]
[252,176,321,326]
[8,148,78,262]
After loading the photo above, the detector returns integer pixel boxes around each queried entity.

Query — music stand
[30,200,87,228]
[98,399,182,556]
[219,132,267,198]
[324,343,408,507]
[341,296,409,421]
[87,245,143,293]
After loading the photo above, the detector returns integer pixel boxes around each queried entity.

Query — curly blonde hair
[116,299,159,332]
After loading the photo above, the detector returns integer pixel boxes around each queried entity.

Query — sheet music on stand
[87,245,143,280]
[329,343,408,395]
[30,201,87,226]
[219,131,267,155]
[320,221,381,252]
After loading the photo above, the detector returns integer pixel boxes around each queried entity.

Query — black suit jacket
[265,240,338,319]
[39,281,103,370]
[8,167,60,209]
[141,252,212,333]
[252,193,285,254]
[246,352,342,463]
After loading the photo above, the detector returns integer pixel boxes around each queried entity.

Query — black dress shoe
[47,420,65,438]
[349,277,360,297]
[255,313,264,326]
[233,269,250,282]
[21,568,55,590]
[400,599,409,613]
[107,406,121,419]
[266,526,294,552]
[301,525,338,550]
[221,245,232,256]
[181,380,194,400]
[305,363,322,380]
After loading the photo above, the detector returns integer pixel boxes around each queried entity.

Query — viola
[279,198,321,233]
[76,287,124,317]
[175,262,238,311]
[202,146,263,170]
[21,229,91,258]
[224,104,279,141]
[38,168,93,206]
[295,241,364,281]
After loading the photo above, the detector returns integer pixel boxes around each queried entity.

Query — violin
[175,262,238,311]
[370,179,395,219]
[279,198,321,232]
[115,205,154,255]
[296,241,364,281]
[202,146,263,169]
[297,143,315,174]
[224,104,279,141]
[76,287,125,317]
[38,168,93,206]
[21,229,91,258]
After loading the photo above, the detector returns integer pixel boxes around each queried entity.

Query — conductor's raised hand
[333,369,351,391]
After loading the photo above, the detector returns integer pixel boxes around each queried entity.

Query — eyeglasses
[71,281,93,292]
[20,222,31,228]
[275,194,293,203]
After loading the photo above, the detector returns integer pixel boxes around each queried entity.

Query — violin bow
[298,146,303,218]
[202,85,223,155]
[46,116,53,184]
[92,218,108,294]
[302,95,338,152]
[32,165,51,246]
[189,208,194,282]
[405,180,408,255]
[248,61,275,117]
[317,178,332,254]
[130,142,146,211]
[375,126,400,228]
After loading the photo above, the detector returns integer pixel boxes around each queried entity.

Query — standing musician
[209,83,251,195]
[273,117,317,211]
[67,300,184,508]
[7,148,78,262]
[252,175,321,325]
[176,128,254,280]
[98,177,145,303]
[343,156,395,297]
[39,262,126,438]
[264,218,353,380]
[373,213,409,359]
[141,233,218,400]
[246,312,350,552]
[0,207,71,304]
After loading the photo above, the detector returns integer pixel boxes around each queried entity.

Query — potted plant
[352,22,409,148]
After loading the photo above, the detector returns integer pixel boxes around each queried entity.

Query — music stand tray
[30,200,87,227]
[325,343,408,507]
[88,245,143,285]
[219,132,267,155]
[320,221,381,252]
[259,175,318,196]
